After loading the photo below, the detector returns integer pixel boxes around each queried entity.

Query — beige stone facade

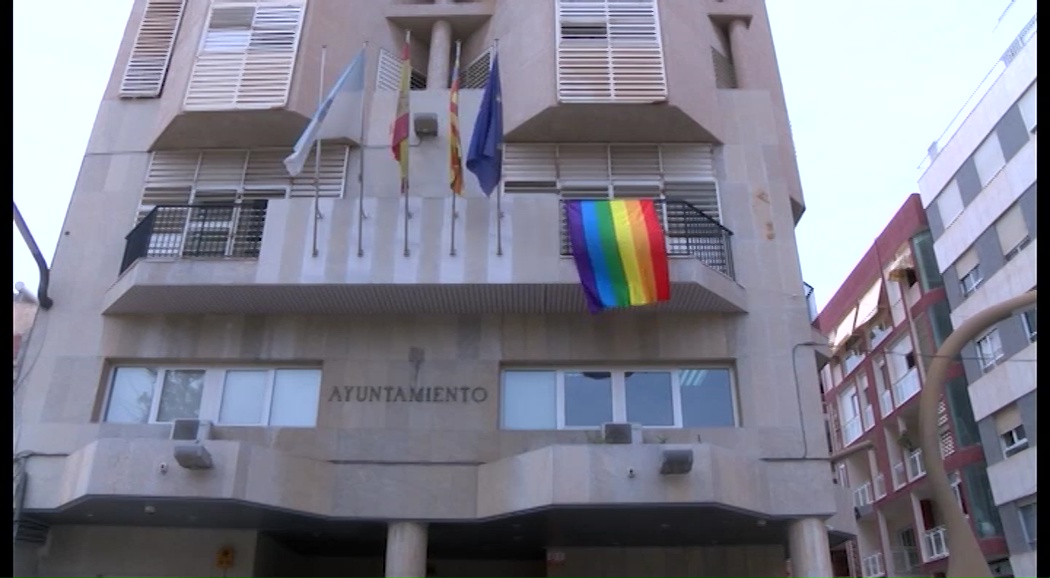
[13,1,851,576]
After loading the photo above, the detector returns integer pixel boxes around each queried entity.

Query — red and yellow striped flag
[449,43,464,196]
[391,32,411,195]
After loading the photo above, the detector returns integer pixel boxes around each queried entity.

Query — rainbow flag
[564,199,671,312]
[449,45,464,196]
[391,32,411,194]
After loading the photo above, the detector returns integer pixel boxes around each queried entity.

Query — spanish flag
[391,31,411,195]
[449,43,464,196]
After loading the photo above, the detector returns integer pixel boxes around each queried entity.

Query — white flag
[284,47,367,176]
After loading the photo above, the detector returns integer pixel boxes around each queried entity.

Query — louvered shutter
[556,0,667,103]
[557,144,610,193]
[461,49,491,89]
[120,0,186,98]
[609,144,660,196]
[184,0,306,111]
[289,145,350,197]
[503,144,558,193]
[661,144,719,222]
[376,48,425,91]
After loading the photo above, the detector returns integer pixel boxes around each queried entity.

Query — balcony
[842,416,863,446]
[890,547,921,575]
[892,368,920,406]
[105,197,747,316]
[873,472,886,499]
[852,482,874,509]
[922,525,949,561]
[906,449,926,482]
[892,461,907,490]
[879,388,893,418]
[861,552,885,577]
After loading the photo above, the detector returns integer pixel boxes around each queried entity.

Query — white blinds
[120,0,186,98]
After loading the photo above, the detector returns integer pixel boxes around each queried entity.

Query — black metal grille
[559,199,735,279]
[120,202,267,274]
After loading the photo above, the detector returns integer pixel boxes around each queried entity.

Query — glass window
[564,371,613,427]
[975,329,1004,371]
[1018,83,1037,133]
[104,367,158,424]
[1000,425,1029,457]
[220,370,269,425]
[1022,309,1037,342]
[960,265,983,297]
[501,371,557,430]
[936,180,963,227]
[269,369,321,427]
[912,230,943,291]
[680,369,735,427]
[973,133,1006,187]
[155,370,205,422]
[1019,502,1037,545]
[625,371,674,426]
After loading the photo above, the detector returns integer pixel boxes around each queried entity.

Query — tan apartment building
[12,1,854,576]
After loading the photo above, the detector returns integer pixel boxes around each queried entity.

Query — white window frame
[500,367,739,430]
[975,329,1005,372]
[1000,425,1029,457]
[1021,309,1037,343]
[1018,501,1037,547]
[959,264,983,297]
[102,364,322,427]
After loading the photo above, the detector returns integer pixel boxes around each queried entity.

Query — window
[104,367,205,424]
[556,0,667,103]
[103,366,321,427]
[185,0,306,110]
[912,230,943,291]
[972,133,1006,187]
[955,249,982,297]
[499,367,737,430]
[220,369,322,426]
[1000,425,1028,457]
[975,329,1004,371]
[119,0,186,98]
[936,180,963,227]
[1021,309,1037,342]
[949,472,968,515]
[1018,83,1037,133]
[995,203,1030,260]
[1019,502,1037,546]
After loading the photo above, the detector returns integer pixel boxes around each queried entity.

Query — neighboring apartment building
[917,15,1037,578]
[815,195,1011,578]
[12,1,852,576]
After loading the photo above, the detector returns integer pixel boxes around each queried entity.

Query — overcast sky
[12,0,1035,311]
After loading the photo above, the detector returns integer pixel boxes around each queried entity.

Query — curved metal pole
[918,289,1036,578]
[12,202,53,310]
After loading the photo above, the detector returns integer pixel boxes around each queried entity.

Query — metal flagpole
[450,40,461,257]
[494,39,503,257]
[357,40,370,258]
[312,45,327,257]
[402,29,412,258]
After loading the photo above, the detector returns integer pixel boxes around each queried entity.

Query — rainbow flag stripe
[564,199,671,312]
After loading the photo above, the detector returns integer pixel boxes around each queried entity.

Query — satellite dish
[14,282,25,292]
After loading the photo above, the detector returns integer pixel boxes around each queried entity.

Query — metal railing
[892,461,907,490]
[873,472,886,499]
[853,481,874,508]
[120,203,268,274]
[890,547,921,575]
[917,15,1037,175]
[559,199,735,279]
[922,525,950,561]
[861,552,886,578]
[892,368,921,405]
[906,448,926,481]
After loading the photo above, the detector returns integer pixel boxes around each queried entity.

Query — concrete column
[426,20,453,89]
[788,518,834,578]
[385,522,428,578]
[726,19,754,89]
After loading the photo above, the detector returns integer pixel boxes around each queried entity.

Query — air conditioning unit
[602,422,641,444]
[170,419,212,442]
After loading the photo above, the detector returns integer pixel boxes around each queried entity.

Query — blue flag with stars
[466,51,502,196]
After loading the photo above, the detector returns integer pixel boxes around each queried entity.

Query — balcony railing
[879,388,894,418]
[906,448,926,481]
[560,199,735,279]
[873,472,886,499]
[861,552,886,578]
[892,461,907,490]
[890,547,921,575]
[892,368,920,406]
[922,526,949,561]
[120,203,268,274]
[853,481,874,509]
[842,416,863,445]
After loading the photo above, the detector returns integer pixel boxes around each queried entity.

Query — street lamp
[918,289,1037,578]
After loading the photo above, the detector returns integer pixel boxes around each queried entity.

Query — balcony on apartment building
[105,195,742,315]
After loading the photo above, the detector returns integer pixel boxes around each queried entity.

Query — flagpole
[357,40,370,258]
[402,29,412,258]
[312,45,327,258]
[450,40,461,258]
[493,39,503,257]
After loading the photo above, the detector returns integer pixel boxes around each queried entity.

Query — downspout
[12,203,53,310]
